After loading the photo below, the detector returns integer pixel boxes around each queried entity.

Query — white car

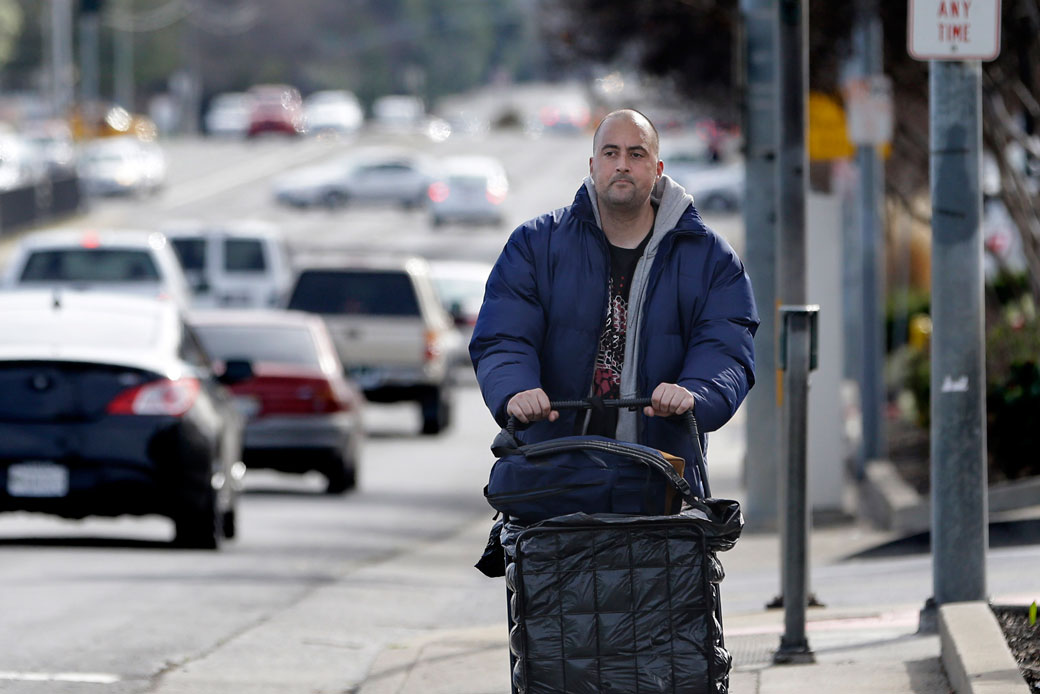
[273,149,432,209]
[162,220,295,309]
[427,155,509,227]
[1,228,192,309]
[671,159,745,212]
[371,95,426,134]
[204,92,254,138]
[427,258,492,364]
[304,90,364,136]
[78,136,166,196]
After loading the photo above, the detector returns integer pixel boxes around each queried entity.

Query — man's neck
[598,202,656,249]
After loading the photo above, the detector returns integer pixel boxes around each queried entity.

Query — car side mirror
[218,358,253,385]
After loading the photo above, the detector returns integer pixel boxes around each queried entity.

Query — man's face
[589,116,663,212]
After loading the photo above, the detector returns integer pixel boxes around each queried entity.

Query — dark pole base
[774,636,816,664]
[918,596,938,634]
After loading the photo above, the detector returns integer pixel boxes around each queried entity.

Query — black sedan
[0,290,246,548]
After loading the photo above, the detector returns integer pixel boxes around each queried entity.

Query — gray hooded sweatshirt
[581,173,696,442]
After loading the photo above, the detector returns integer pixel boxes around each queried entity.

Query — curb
[939,602,1031,694]
[856,459,1040,534]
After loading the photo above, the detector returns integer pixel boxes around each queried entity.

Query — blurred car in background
[273,149,432,209]
[247,84,305,137]
[371,94,426,134]
[427,258,492,364]
[286,254,462,435]
[304,90,364,136]
[191,310,364,493]
[1,228,192,309]
[21,119,77,174]
[0,131,47,191]
[77,136,166,196]
[427,155,509,227]
[204,92,254,138]
[0,290,246,548]
[666,156,745,213]
[162,220,294,309]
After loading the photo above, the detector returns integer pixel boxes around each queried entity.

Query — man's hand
[506,388,559,424]
[644,383,695,417]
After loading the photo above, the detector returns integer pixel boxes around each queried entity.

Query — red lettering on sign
[938,1,948,16]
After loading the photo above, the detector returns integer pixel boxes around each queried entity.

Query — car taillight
[107,377,201,416]
[424,330,442,362]
[428,181,450,203]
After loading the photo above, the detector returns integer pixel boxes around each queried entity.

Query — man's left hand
[644,383,695,417]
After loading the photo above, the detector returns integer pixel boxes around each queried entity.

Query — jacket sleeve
[469,224,548,426]
[679,240,759,432]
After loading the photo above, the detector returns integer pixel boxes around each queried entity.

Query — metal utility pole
[929,59,988,609]
[114,0,135,110]
[78,3,101,109]
[50,0,75,118]
[854,0,887,472]
[907,0,1000,630]
[740,0,780,531]
[773,0,814,665]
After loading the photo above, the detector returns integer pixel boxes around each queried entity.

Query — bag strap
[501,397,711,498]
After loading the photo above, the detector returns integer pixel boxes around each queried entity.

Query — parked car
[273,149,432,209]
[0,290,246,548]
[670,159,745,212]
[427,155,509,227]
[190,310,364,493]
[304,90,364,136]
[247,84,305,137]
[286,254,463,435]
[371,95,426,134]
[204,92,254,138]
[0,131,47,191]
[427,258,492,364]
[162,220,294,309]
[77,136,166,196]
[1,228,193,309]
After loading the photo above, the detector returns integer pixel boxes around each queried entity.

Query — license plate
[7,462,69,498]
[233,395,261,419]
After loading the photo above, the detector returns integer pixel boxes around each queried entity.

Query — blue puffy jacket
[471,178,758,494]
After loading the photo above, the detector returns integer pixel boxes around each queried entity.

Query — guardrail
[0,174,83,237]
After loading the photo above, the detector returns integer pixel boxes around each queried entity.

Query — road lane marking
[0,671,120,683]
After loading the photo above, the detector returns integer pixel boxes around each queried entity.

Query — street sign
[808,92,855,161]
[843,75,893,146]
[908,0,1002,61]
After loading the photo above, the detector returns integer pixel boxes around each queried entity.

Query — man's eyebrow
[599,143,649,152]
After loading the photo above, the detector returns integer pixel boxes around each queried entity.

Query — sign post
[908,0,1001,629]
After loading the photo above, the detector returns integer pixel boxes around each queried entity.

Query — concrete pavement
[353,406,1032,694]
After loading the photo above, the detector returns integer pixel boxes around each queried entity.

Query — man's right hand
[506,388,559,424]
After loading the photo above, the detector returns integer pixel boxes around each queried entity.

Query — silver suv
[286,254,462,435]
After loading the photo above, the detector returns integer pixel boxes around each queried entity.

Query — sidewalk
[354,407,1025,694]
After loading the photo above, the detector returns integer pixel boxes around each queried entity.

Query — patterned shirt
[586,230,652,437]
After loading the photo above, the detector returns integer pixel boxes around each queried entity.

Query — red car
[247,84,305,137]
[190,309,364,493]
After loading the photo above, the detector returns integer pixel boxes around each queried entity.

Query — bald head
[593,109,660,160]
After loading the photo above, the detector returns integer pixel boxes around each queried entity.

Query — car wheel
[173,490,221,550]
[325,450,358,494]
[420,386,452,435]
[222,507,237,539]
[323,190,348,208]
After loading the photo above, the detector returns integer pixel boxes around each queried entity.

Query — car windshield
[289,270,420,316]
[193,324,320,367]
[20,249,160,282]
[170,238,206,271]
